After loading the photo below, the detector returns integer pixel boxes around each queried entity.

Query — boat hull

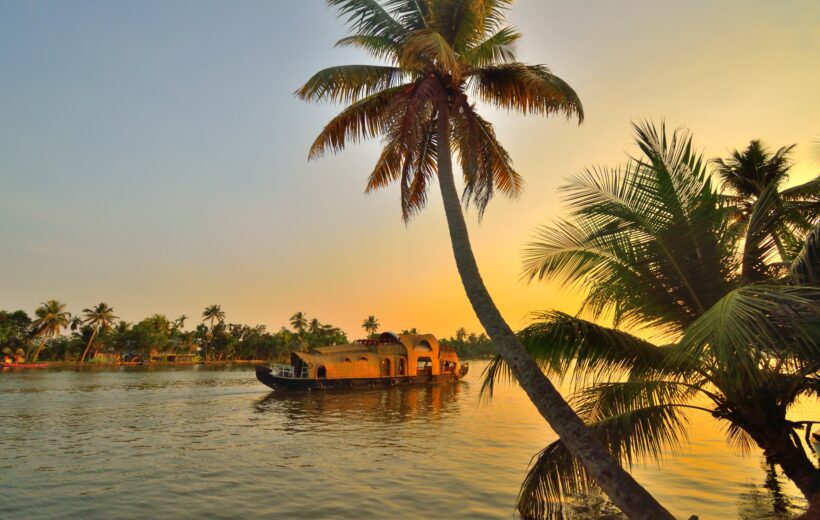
[255,365,463,391]
[1,363,48,369]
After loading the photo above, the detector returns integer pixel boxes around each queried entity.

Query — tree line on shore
[0,305,495,363]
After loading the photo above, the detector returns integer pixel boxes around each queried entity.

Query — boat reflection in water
[254,379,463,429]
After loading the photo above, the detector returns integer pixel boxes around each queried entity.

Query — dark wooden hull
[255,365,463,391]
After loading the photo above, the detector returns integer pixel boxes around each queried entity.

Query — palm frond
[308,85,408,159]
[518,312,667,386]
[741,182,784,280]
[468,63,583,121]
[327,0,407,44]
[399,29,461,78]
[674,284,820,387]
[789,222,820,285]
[451,97,522,217]
[517,403,689,519]
[295,65,405,104]
[460,26,519,66]
[335,34,401,62]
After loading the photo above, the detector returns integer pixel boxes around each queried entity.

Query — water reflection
[254,383,462,426]
[0,364,812,519]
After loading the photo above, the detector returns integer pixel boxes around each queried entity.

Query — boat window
[397,358,405,376]
[382,358,391,377]
[358,356,368,362]
[416,356,433,375]
[317,366,327,378]
[343,358,352,362]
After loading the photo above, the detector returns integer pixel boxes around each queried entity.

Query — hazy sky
[2,1,818,338]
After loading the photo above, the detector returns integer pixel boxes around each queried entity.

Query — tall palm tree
[289,311,308,334]
[484,122,820,518]
[202,305,225,331]
[78,303,118,364]
[30,300,71,361]
[297,2,671,517]
[362,315,380,337]
[713,140,820,264]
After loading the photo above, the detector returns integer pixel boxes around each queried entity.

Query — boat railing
[271,363,308,379]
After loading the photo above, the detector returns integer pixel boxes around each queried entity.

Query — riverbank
[11,359,269,369]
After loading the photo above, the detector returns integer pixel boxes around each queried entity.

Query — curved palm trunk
[31,334,49,362]
[78,327,99,364]
[435,99,674,520]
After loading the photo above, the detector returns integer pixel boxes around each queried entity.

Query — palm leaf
[468,63,583,120]
[789,222,820,285]
[295,65,405,104]
[673,284,820,386]
[517,403,689,519]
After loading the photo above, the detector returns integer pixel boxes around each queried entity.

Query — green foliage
[6,305,348,363]
[485,122,820,517]
[440,329,494,359]
[300,0,582,221]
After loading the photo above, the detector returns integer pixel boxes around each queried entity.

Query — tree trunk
[31,334,49,362]
[78,327,99,364]
[746,424,820,516]
[435,98,675,520]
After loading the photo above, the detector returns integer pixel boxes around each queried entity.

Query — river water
[0,363,813,519]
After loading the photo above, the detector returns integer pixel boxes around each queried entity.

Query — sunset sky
[2,0,818,338]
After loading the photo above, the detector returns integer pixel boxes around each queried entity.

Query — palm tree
[362,315,380,337]
[455,327,467,342]
[202,305,225,331]
[78,303,118,363]
[173,315,187,332]
[297,2,671,517]
[308,318,322,335]
[30,300,71,361]
[713,140,820,263]
[485,122,820,518]
[289,311,308,334]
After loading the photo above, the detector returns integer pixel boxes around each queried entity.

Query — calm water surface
[0,363,813,519]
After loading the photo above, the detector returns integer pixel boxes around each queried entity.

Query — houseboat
[255,332,468,390]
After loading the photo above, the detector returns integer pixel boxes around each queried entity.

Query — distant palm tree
[289,312,308,334]
[30,300,71,361]
[173,315,187,332]
[78,303,118,363]
[362,315,380,337]
[713,140,820,263]
[455,327,467,342]
[202,305,225,331]
[308,318,322,335]
[297,2,668,516]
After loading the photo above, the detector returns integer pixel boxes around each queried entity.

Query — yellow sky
[1,1,818,339]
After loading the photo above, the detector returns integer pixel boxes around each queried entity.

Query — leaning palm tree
[78,303,118,363]
[713,140,820,263]
[289,311,308,334]
[362,315,380,337]
[297,1,671,517]
[484,122,820,518]
[30,300,71,361]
